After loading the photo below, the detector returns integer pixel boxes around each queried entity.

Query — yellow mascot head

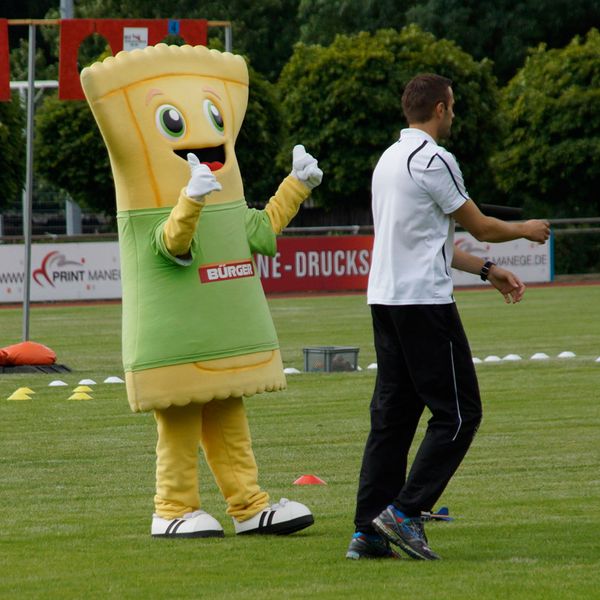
[80,44,249,210]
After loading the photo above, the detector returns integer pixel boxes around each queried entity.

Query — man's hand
[521,219,551,243]
[488,265,526,304]
[186,153,222,201]
[290,144,323,190]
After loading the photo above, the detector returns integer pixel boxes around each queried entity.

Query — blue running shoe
[345,531,395,560]
[372,506,440,560]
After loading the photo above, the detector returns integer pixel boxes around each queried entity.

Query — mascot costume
[80,44,322,537]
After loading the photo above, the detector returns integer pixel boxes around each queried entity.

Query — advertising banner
[451,232,553,286]
[0,234,553,303]
[256,236,373,294]
[0,242,121,303]
[123,27,149,51]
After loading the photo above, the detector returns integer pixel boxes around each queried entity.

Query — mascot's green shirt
[117,199,278,372]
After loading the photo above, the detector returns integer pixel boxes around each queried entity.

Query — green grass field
[1,285,599,599]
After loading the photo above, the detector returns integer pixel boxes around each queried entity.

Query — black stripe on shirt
[426,153,469,200]
[406,140,428,180]
[441,244,450,276]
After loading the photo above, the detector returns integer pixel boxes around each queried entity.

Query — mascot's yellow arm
[265,176,310,234]
[162,175,311,257]
[162,189,203,258]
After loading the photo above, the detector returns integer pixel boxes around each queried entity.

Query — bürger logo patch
[199,260,255,283]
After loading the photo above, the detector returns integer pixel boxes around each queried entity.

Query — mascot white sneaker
[152,510,224,538]
[234,498,314,535]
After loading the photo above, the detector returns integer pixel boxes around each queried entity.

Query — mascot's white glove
[290,144,323,190]
[186,153,222,201]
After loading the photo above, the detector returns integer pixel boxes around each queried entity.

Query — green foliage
[554,233,600,275]
[2,0,56,18]
[34,96,114,213]
[9,36,57,82]
[237,65,285,206]
[0,95,25,211]
[277,26,500,208]
[205,0,301,82]
[407,0,600,83]
[297,0,416,46]
[491,29,600,218]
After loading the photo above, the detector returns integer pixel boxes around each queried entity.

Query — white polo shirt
[367,128,469,305]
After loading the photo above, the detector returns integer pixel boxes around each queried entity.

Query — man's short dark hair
[401,74,452,124]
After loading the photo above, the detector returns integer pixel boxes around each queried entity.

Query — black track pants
[354,303,482,533]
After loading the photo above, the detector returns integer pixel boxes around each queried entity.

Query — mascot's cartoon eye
[155,105,186,139]
[203,100,224,134]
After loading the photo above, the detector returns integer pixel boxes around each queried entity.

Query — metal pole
[60,0,83,236]
[224,23,233,52]
[60,0,74,19]
[66,197,82,234]
[22,24,35,341]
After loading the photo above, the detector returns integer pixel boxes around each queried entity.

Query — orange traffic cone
[293,474,327,485]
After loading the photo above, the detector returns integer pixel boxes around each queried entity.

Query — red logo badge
[199,260,255,283]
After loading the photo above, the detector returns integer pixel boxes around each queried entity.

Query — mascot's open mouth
[175,146,225,171]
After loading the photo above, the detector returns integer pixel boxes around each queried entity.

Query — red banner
[257,236,373,294]
[0,20,9,101]
[58,19,208,100]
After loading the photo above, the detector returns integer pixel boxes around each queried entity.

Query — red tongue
[203,161,223,172]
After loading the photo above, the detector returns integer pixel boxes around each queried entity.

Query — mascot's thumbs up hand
[291,144,323,190]
[186,153,222,201]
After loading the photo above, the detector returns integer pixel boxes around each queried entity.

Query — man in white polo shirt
[346,73,550,561]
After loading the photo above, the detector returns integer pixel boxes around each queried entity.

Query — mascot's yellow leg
[153,398,269,521]
[154,403,204,518]
[201,397,269,522]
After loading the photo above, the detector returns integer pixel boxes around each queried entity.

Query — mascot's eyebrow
[203,87,222,100]
[145,88,164,105]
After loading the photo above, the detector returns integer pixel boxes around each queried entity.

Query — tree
[236,65,285,206]
[491,29,600,218]
[407,0,600,83]
[34,95,114,212]
[297,0,417,46]
[0,95,25,211]
[204,0,302,82]
[277,26,500,209]
[2,0,56,18]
